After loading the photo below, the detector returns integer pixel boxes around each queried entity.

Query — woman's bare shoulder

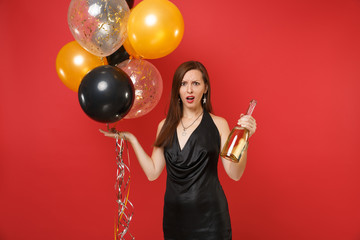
[155,118,166,136]
[209,113,229,129]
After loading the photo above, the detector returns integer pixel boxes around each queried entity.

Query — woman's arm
[213,114,257,181]
[100,120,166,181]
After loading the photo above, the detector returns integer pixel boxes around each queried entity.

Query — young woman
[100,61,257,239]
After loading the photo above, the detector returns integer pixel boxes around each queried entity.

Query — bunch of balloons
[55,0,184,123]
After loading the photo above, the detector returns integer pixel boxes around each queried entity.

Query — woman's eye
[181,82,186,86]
[193,82,200,85]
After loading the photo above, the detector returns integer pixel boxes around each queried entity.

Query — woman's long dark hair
[154,61,213,148]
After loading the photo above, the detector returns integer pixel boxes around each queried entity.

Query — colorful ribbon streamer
[114,135,134,240]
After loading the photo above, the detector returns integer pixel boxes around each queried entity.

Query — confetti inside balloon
[117,59,163,119]
[68,0,130,57]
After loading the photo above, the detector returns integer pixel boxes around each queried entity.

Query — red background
[1,0,360,239]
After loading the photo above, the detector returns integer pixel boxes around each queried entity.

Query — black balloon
[126,0,134,8]
[106,45,130,66]
[78,65,134,123]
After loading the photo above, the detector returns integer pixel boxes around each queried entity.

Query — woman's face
[179,69,208,110]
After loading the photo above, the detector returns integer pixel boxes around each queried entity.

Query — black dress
[163,110,232,240]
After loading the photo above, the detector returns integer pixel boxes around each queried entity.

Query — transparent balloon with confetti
[68,0,130,57]
[117,59,163,119]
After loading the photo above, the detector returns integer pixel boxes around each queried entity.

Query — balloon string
[107,122,120,133]
[119,183,131,222]
[114,135,134,240]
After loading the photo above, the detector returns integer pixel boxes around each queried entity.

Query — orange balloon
[127,0,184,59]
[56,41,107,92]
[123,37,142,59]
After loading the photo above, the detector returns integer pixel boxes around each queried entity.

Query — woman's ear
[204,84,208,94]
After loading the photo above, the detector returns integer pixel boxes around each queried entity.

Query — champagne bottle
[220,99,257,162]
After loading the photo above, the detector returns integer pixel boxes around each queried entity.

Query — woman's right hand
[99,129,135,142]
[99,120,167,181]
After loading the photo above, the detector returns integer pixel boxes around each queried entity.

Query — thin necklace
[180,112,203,136]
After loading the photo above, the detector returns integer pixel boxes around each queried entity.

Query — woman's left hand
[237,114,257,137]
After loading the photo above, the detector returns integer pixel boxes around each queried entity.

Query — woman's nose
[187,85,193,93]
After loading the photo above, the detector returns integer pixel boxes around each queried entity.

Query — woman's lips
[186,96,195,103]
